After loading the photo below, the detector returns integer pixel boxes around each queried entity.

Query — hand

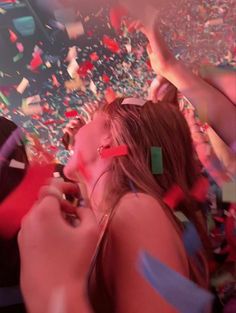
[62,117,86,150]
[125,4,175,75]
[79,102,100,123]
[18,184,99,312]
[148,75,175,103]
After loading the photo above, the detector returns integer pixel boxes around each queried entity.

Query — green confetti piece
[151,147,163,175]
[222,182,236,203]
[13,53,23,63]
[0,92,10,106]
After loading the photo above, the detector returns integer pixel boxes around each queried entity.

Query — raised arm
[147,25,236,146]
[133,7,236,147]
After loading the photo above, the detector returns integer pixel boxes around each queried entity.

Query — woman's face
[64,112,111,181]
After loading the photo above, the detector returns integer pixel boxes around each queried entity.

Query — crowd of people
[0,3,235,313]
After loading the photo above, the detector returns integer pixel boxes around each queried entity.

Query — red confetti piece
[102,35,120,54]
[16,42,24,53]
[102,74,110,83]
[87,30,93,37]
[190,176,209,202]
[105,87,116,103]
[52,74,60,87]
[109,5,128,32]
[163,185,185,210]
[0,163,54,238]
[90,52,99,62]
[9,29,17,43]
[101,145,128,159]
[43,120,64,125]
[77,60,94,77]
[30,53,43,70]
[65,110,78,118]
[213,216,225,223]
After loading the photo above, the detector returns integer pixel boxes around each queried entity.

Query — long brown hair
[101,98,209,250]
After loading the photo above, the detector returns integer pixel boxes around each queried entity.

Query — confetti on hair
[0,163,54,238]
[101,145,128,159]
[190,176,210,202]
[122,97,146,106]
[138,251,213,313]
[151,147,163,175]
[163,185,184,210]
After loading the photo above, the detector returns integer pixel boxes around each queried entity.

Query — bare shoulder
[108,192,189,276]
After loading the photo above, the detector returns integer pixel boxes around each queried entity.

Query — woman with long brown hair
[18,97,210,313]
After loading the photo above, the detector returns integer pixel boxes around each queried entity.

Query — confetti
[102,35,120,53]
[0,91,10,106]
[104,87,117,103]
[163,185,184,210]
[205,18,224,27]
[13,53,23,62]
[190,176,210,203]
[65,21,85,39]
[67,59,79,78]
[183,222,202,256]
[30,53,43,70]
[222,182,236,203]
[9,159,26,169]
[77,60,94,77]
[13,16,35,36]
[16,42,24,53]
[150,147,163,175]
[65,110,78,118]
[90,52,99,62]
[9,29,17,43]
[100,145,128,159]
[139,251,213,313]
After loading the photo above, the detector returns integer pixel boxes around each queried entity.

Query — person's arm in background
[199,66,236,105]
[183,109,232,186]
[147,29,236,146]
[132,6,236,147]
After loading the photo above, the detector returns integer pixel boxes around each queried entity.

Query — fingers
[75,207,97,226]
